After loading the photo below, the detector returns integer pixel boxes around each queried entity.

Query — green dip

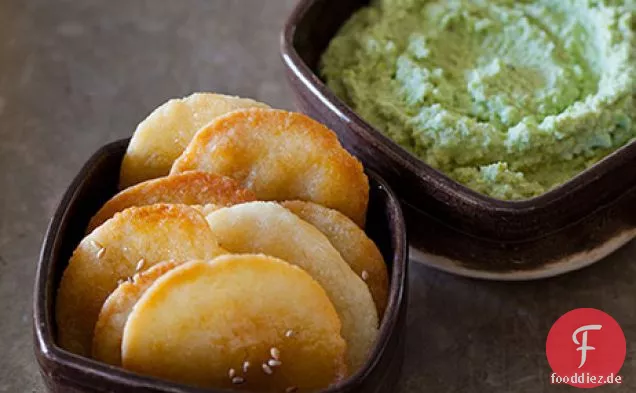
[321,0,636,200]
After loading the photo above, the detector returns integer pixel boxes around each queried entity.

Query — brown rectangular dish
[33,139,408,393]
[281,0,636,280]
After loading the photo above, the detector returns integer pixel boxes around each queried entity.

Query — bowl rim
[33,138,408,392]
[280,0,636,213]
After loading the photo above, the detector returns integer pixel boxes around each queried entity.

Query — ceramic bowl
[280,0,636,280]
[33,139,408,393]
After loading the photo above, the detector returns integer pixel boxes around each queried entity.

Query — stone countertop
[0,1,633,392]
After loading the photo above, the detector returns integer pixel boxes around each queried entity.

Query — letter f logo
[547,309,626,388]
[572,325,602,368]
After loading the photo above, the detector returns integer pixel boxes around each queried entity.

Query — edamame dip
[321,0,636,200]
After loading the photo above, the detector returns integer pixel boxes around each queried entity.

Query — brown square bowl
[33,139,408,393]
[281,0,636,280]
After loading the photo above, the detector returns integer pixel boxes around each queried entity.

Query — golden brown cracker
[56,204,225,356]
[92,260,182,365]
[122,255,347,391]
[172,108,369,226]
[205,202,377,371]
[119,93,269,187]
[282,201,388,317]
[87,171,255,232]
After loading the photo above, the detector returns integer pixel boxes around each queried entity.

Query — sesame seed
[286,387,298,393]
[285,329,294,338]
[117,279,124,285]
[361,270,369,281]
[96,247,106,259]
[268,359,282,367]
[262,363,273,375]
[231,377,244,384]
[242,361,250,373]
[228,368,236,379]
[136,258,145,271]
[90,240,101,249]
[270,347,280,360]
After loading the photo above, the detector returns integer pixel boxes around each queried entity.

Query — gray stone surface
[0,1,633,392]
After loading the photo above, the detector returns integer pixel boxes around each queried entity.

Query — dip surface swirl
[321,0,636,200]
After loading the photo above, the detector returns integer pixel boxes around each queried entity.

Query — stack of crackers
[56,93,389,392]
